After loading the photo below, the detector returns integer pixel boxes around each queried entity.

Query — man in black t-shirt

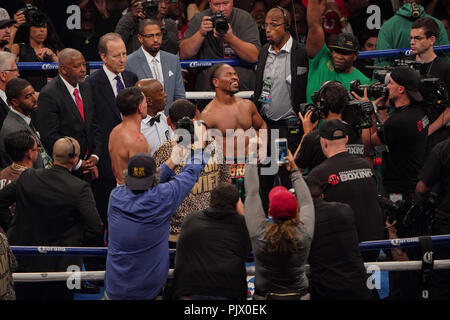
[410,17,450,154]
[294,81,364,172]
[366,67,429,198]
[308,119,384,262]
[416,138,450,299]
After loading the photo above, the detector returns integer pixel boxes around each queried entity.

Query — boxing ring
[10,45,450,296]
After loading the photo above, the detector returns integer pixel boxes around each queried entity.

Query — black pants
[15,282,75,300]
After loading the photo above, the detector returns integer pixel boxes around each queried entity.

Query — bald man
[136,78,173,156]
[109,87,150,185]
[0,136,103,300]
[36,48,101,181]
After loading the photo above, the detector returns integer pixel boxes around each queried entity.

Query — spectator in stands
[250,0,268,46]
[115,0,179,54]
[0,78,50,170]
[136,78,172,155]
[244,148,314,300]
[0,137,104,300]
[187,0,209,21]
[0,130,39,231]
[294,81,365,173]
[287,0,307,45]
[152,98,231,245]
[305,0,371,103]
[0,8,16,52]
[307,119,384,262]
[179,0,261,94]
[375,0,450,67]
[10,7,64,91]
[0,225,17,300]
[306,175,371,300]
[105,143,209,300]
[173,182,250,300]
[108,87,150,185]
[168,0,188,40]
[409,17,450,153]
[353,29,378,79]
[0,51,19,129]
[126,19,186,115]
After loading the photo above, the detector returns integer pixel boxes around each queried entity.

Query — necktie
[149,114,161,126]
[151,59,163,84]
[73,88,85,121]
[115,75,125,94]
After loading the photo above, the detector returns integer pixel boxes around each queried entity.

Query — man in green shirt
[305,0,371,103]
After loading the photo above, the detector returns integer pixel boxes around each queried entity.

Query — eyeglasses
[261,22,285,30]
[140,33,162,38]
[410,36,427,41]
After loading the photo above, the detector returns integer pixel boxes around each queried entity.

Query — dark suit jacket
[86,69,137,180]
[0,97,9,130]
[0,110,45,169]
[253,39,309,116]
[36,76,102,158]
[0,165,103,272]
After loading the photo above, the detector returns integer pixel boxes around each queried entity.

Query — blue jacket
[105,154,206,299]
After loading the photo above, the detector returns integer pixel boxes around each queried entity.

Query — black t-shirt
[295,121,364,171]
[308,198,370,298]
[418,56,450,152]
[308,152,384,242]
[418,138,450,219]
[377,104,429,195]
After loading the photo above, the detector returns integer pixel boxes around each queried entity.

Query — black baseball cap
[389,66,423,102]
[319,119,348,140]
[328,33,359,53]
[125,153,157,191]
[0,8,16,29]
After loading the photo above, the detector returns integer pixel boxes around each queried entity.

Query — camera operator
[360,67,429,203]
[410,17,450,154]
[115,0,179,55]
[416,137,450,299]
[179,0,261,94]
[294,81,365,172]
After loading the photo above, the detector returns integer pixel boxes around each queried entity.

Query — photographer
[410,17,450,154]
[179,0,261,93]
[294,81,365,172]
[115,0,179,54]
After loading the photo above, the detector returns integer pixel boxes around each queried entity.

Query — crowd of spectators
[0,0,449,301]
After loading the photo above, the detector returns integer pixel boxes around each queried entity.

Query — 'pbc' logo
[417,120,423,132]
[328,174,340,186]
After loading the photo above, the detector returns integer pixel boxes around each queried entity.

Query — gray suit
[0,110,45,169]
[126,47,186,115]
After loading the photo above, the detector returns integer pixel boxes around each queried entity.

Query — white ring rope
[185,91,253,100]
[12,260,450,282]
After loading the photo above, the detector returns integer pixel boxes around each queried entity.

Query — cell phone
[275,138,288,164]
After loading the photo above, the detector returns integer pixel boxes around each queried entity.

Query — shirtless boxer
[200,63,267,163]
[109,87,150,185]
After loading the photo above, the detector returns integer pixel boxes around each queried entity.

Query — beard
[0,40,8,48]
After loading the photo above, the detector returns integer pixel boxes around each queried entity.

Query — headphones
[311,80,349,116]
[64,137,76,158]
[276,6,290,31]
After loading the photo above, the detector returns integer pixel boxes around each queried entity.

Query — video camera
[210,11,229,35]
[142,0,159,19]
[350,80,389,100]
[19,4,47,28]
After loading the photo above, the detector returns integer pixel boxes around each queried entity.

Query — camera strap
[419,236,434,300]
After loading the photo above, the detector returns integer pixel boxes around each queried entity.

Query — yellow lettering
[208,174,214,191]
[191,178,203,195]
[230,165,236,177]
[202,174,208,192]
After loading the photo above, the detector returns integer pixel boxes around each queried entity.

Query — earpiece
[64,137,76,158]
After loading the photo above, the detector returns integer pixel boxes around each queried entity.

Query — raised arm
[244,162,267,237]
[306,0,326,58]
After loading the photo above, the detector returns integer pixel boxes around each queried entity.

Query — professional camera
[176,116,195,145]
[420,77,449,108]
[298,103,325,124]
[142,0,159,19]
[342,100,375,129]
[19,4,47,28]
[210,11,229,35]
[350,80,389,100]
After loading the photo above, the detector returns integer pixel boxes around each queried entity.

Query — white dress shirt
[141,112,173,156]
[0,89,8,107]
[142,48,164,87]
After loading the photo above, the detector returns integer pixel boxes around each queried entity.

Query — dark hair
[250,0,268,11]
[320,81,349,114]
[169,99,197,124]
[138,19,161,35]
[306,175,323,199]
[412,17,439,38]
[209,63,227,87]
[360,29,379,50]
[116,87,144,116]
[4,130,35,162]
[210,183,240,210]
[5,78,32,102]
[98,33,123,56]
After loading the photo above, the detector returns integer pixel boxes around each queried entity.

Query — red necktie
[73,88,85,121]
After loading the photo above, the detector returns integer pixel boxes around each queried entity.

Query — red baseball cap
[269,186,298,220]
